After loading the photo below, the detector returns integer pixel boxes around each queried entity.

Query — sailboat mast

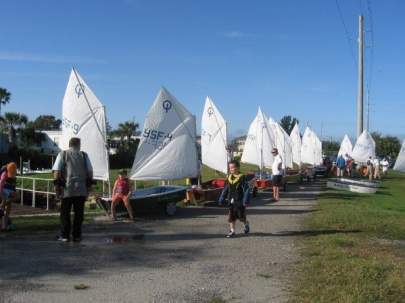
[103,105,111,196]
[260,123,264,179]
[357,15,365,138]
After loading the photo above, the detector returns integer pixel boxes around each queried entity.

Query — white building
[39,130,62,155]
[232,136,246,157]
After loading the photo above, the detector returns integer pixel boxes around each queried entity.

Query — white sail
[301,127,323,166]
[130,87,198,180]
[268,118,293,168]
[351,130,376,163]
[338,135,353,157]
[290,123,302,166]
[241,108,275,169]
[59,69,109,181]
[314,133,323,165]
[393,139,405,172]
[201,96,228,174]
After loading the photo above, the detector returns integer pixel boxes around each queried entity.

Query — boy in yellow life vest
[218,160,250,238]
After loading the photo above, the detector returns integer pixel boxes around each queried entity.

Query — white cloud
[0,51,106,64]
[221,31,247,38]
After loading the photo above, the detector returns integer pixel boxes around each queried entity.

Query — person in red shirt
[0,162,17,231]
[111,170,134,221]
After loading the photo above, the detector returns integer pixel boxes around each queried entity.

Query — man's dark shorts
[272,175,283,186]
[228,205,246,222]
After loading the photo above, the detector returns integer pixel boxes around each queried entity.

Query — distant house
[232,136,246,157]
[108,135,142,155]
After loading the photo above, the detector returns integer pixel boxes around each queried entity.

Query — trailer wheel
[165,202,177,216]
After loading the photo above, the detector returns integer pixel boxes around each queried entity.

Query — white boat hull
[338,178,380,188]
[327,179,377,194]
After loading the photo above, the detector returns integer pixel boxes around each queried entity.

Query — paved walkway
[0,181,322,303]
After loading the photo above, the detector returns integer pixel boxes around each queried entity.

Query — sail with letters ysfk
[201,96,228,174]
[241,108,275,170]
[130,87,199,180]
[59,68,109,181]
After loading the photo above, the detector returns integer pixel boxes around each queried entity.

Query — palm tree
[0,88,11,116]
[117,121,139,142]
[0,112,28,146]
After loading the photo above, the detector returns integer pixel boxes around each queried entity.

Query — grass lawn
[291,171,405,303]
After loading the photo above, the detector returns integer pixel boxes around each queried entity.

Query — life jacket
[226,174,245,206]
[115,178,130,195]
[0,166,16,191]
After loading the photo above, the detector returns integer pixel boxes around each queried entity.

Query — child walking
[218,160,250,238]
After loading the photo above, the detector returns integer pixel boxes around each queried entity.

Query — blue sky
[1,0,404,140]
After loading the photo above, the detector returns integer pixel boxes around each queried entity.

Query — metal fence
[16,176,56,211]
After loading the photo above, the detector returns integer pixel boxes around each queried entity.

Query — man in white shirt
[271,148,283,202]
[52,137,93,242]
[373,157,381,180]
[381,158,389,176]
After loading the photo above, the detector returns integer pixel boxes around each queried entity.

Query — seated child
[111,170,134,221]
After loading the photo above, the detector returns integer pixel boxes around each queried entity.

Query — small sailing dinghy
[301,127,324,178]
[338,135,353,157]
[98,88,198,216]
[241,108,276,189]
[290,123,302,167]
[198,96,228,202]
[301,127,323,167]
[327,178,378,194]
[59,68,110,185]
[351,130,375,163]
[268,117,300,188]
[338,178,380,188]
[393,139,405,172]
[268,117,293,169]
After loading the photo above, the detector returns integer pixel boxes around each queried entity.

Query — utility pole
[357,15,364,138]
[366,89,370,131]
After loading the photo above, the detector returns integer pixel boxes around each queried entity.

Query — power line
[335,0,357,68]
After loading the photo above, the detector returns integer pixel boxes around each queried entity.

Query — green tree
[372,132,401,158]
[280,115,299,135]
[116,121,140,142]
[0,112,28,146]
[32,115,61,130]
[0,88,11,116]
[18,121,45,149]
[322,140,340,157]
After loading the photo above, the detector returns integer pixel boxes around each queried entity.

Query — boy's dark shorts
[272,175,283,186]
[228,205,246,222]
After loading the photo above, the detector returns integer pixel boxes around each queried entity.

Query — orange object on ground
[256,179,270,189]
